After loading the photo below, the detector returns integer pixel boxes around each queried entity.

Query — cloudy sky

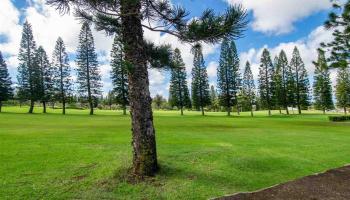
[0,0,336,97]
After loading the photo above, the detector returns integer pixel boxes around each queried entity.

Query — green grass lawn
[1,106,349,199]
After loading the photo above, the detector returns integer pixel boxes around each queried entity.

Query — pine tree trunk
[52,102,55,109]
[89,101,94,115]
[279,108,282,114]
[344,107,347,115]
[236,104,240,116]
[251,103,254,117]
[180,106,184,116]
[268,109,271,116]
[323,108,326,115]
[285,106,289,115]
[0,101,2,112]
[29,100,34,113]
[201,106,205,116]
[43,101,46,113]
[85,28,94,116]
[123,105,127,115]
[62,101,66,115]
[121,0,157,177]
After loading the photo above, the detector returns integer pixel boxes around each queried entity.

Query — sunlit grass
[1,106,349,199]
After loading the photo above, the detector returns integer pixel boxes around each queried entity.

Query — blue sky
[0,0,336,98]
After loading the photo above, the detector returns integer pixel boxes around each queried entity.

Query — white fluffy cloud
[226,0,331,34]
[0,0,22,59]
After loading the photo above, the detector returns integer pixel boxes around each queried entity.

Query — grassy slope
[0,106,349,199]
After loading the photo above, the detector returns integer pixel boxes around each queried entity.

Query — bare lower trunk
[180,106,183,116]
[344,107,347,115]
[251,105,254,117]
[123,105,127,115]
[268,109,271,116]
[121,1,157,177]
[323,108,326,115]
[285,106,289,115]
[29,100,34,113]
[227,106,231,116]
[279,108,282,114]
[62,101,66,115]
[43,101,46,113]
[201,106,205,116]
[298,105,302,114]
[89,101,94,115]
[52,102,55,109]
[0,101,2,112]
[236,104,240,116]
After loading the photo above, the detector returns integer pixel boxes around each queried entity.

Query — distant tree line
[1,8,350,116]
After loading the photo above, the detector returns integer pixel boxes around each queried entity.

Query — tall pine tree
[290,47,310,114]
[35,46,53,113]
[169,48,191,115]
[17,21,41,113]
[48,0,247,177]
[191,44,210,116]
[258,49,274,115]
[242,61,255,117]
[313,49,334,114]
[276,50,290,114]
[76,22,102,115]
[52,37,71,115]
[110,34,129,115]
[0,51,13,112]
[335,67,350,115]
[217,38,241,116]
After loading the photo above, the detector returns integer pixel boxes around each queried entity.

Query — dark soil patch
[215,165,350,200]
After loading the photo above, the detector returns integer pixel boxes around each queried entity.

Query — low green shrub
[329,115,350,122]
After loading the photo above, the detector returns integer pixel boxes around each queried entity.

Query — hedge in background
[329,116,350,122]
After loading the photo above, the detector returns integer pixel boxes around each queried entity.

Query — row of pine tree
[0,23,350,115]
[168,39,350,116]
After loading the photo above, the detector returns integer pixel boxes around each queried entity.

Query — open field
[1,107,350,199]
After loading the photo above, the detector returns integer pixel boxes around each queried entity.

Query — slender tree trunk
[62,101,66,115]
[0,101,2,112]
[323,108,326,115]
[52,102,55,109]
[285,106,289,115]
[250,102,254,117]
[201,106,205,116]
[29,100,34,113]
[177,69,184,116]
[43,101,46,113]
[344,107,347,115]
[85,28,94,116]
[123,104,127,115]
[279,108,282,114]
[236,104,240,116]
[121,0,157,177]
[268,109,271,116]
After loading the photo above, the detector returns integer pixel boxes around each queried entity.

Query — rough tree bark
[120,0,158,177]
[43,101,46,113]
[29,100,34,113]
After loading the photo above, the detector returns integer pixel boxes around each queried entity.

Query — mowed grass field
[1,106,350,200]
